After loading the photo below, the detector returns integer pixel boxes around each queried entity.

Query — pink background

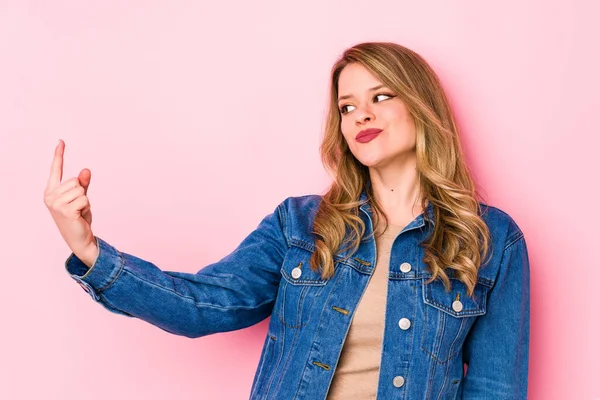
[1,0,598,399]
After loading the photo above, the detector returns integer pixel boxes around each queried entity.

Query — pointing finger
[47,140,64,191]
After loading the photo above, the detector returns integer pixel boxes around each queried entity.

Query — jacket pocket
[420,277,490,364]
[276,244,327,329]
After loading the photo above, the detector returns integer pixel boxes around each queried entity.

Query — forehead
[338,63,383,93]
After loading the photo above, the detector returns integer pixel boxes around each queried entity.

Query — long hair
[311,42,491,297]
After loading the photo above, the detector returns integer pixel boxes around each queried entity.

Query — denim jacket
[65,189,530,399]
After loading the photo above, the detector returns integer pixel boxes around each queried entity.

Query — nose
[355,107,375,125]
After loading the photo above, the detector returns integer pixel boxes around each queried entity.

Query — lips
[355,128,382,143]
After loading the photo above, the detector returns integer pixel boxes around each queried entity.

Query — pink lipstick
[356,128,382,143]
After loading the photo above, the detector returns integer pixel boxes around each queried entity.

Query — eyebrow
[337,84,387,102]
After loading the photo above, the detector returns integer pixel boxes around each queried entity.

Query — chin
[354,155,383,168]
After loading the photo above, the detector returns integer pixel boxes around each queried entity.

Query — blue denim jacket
[65,189,530,399]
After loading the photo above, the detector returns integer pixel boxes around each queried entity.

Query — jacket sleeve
[64,200,289,338]
[460,232,531,399]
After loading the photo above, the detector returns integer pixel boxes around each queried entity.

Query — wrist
[77,240,99,269]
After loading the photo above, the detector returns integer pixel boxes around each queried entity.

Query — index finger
[46,140,64,191]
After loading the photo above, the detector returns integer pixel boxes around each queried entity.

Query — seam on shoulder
[504,231,524,251]
[278,201,291,249]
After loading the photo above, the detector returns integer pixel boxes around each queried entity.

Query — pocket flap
[280,245,327,286]
[422,278,488,317]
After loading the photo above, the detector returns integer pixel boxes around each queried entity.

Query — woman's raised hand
[44,140,98,267]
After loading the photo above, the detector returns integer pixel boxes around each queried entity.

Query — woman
[44,42,530,399]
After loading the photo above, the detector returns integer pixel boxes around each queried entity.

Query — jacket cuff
[64,236,123,301]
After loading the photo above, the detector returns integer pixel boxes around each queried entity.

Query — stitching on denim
[421,324,463,365]
[421,290,466,365]
[278,202,291,249]
[279,246,328,285]
[424,306,439,397]
[403,279,417,387]
[295,264,346,400]
[423,290,487,317]
[422,278,489,316]
[353,257,371,266]
[263,317,285,398]
[273,282,312,329]
[504,232,524,251]
[271,310,304,395]
[250,333,276,399]
[437,350,453,400]
[96,249,125,293]
[289,238,316,253]
[110,269,276,311]
[287,237,377,274]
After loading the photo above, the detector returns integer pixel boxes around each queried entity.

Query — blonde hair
[311,42,491,297]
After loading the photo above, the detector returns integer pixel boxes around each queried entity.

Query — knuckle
[46,199,55,209]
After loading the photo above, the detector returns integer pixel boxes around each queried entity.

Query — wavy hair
[310,42,491,297]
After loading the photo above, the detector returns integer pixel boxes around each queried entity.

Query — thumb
[78,168,92,194]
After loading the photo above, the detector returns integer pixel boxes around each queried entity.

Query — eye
[339,104,355,114]
[374,93,394,102]
[338,93,396,115]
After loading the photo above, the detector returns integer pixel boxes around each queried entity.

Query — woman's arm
[460,232,531,399]
[65,201,289,338]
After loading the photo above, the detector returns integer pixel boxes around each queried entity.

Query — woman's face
[337,63,416,168]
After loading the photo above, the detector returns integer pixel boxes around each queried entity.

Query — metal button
[399,262,412,273]
[398,318,411,330]
[452,300,463,312]
[291,267,302,279]
[393,375,405,387]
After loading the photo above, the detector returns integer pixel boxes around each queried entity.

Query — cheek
[340,119,353,142]
[382,105,409,124]
[385,108,415,137]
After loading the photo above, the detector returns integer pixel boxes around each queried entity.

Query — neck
[368,159,426,224]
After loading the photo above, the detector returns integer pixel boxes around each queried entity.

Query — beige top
[326,222,405,399]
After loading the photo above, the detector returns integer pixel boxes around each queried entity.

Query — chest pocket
[420,276,490,364]
[276,244,328,329]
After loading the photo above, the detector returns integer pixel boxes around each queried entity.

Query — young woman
[44,42,530,399]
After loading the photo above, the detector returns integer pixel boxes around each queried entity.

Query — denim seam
[504,232,524,251]
[287,238,368,272]
[109,268,274,311]
[263,315,286,399]
[95,249,125,293]
[271,312,302,397]
[297,263,347,400]
[274,282,314,329]
[278,202,291,250]
[424,309,439,397]
[421,299,465,365]
[251,334,276,399]
[401,279,418,397]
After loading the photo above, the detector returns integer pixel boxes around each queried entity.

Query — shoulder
[281,193,323,207]
[478,201,526,251]
[278,193,323,216]
[276,194,324,245]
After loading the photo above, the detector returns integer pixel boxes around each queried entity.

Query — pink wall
[1,1,598,398]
